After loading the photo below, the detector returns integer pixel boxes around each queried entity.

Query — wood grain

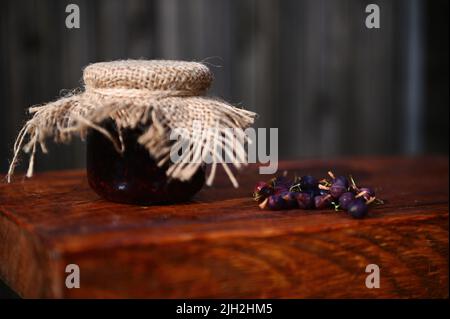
[0,157,448,298]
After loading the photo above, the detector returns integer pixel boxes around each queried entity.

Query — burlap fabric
[7,60,256,187]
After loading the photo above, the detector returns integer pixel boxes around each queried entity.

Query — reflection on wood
[0,157,448,298]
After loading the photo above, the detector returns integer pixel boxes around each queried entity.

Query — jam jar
[86,119,205,205]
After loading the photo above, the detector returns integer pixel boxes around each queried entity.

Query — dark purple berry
[300,175,318,190]
[271,176,292,189]
[338,192,355,210]
[330,184,347,199]
[281,191,298,209]
[267,194,285,210]
[295,192,314,209]
[314,194,332,209]
[303,188,320,198]
[274,185,289,195]
[347,198,368,219]
[253,181,274,202]
[254,181,268,193]
[333,175,349,189]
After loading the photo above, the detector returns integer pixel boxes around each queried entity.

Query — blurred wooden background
[0,0,448,174]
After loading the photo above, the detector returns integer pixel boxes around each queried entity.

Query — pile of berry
[253,171,383,219]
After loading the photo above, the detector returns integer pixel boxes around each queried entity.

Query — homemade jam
[86,119,205,205]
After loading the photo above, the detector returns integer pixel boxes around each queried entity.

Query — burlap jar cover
[7,60,257,187]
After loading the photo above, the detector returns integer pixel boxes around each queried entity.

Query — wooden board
[0,157,448,298]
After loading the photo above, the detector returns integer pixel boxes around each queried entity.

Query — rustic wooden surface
[0,156,448,298]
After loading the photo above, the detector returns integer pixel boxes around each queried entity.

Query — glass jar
[86,119,205,205]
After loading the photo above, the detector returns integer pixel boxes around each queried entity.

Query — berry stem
[259,197,268,209]
[331,201,340,211]
[355,191,367,198]
[319,178,331,187]
[366,196,376,205]
[349,174,358,191]
[328,171,336,180]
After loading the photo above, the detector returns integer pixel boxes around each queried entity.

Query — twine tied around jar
[7,60,257,187]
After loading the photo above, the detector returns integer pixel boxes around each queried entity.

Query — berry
[253,181,273,202]
[330,184,347,199]
[299,175,318,190]
[267,194,286,210]
[254,171,382,219]
[332,176,349,189]
[338,192,355,210]
[347,198,368,219]
[271,176,292,189]
[274,185,289,195]
[281,191,298,209]
[295,192,314,209]
[303,188,320,198]
[314,194,332,209]
[254,181,270,194]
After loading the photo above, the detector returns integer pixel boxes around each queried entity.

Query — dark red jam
[86,119,205,205]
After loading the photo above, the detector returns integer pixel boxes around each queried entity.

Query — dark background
[0,0,448,175]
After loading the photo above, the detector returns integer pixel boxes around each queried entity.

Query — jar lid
[8,59,256,189]
[83,60,213,93]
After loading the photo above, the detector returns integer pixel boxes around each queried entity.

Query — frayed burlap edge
[6,61,257,188]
